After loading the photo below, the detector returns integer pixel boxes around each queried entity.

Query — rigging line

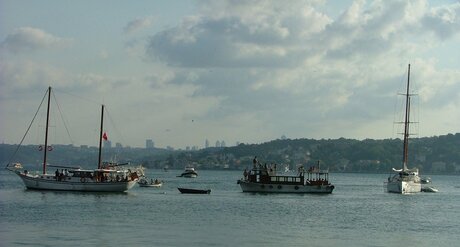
[52,88,101,106]
[105,107,127,145]
[5,88,48,168]
[52,90,74,145]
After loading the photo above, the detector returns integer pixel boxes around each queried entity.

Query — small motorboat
[177,187,211,194]
[421,186,438,193]
[177,166,198,178]
[9,163,23,169]
[421,177,432,184]
[138,177,163,188]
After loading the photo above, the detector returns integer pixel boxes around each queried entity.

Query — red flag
[102,132,108,141]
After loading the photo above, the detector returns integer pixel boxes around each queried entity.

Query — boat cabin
[246,167,331,186]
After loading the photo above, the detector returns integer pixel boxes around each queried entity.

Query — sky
[1,0,460,149]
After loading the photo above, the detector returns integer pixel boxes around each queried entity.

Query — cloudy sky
[1,0,460,149]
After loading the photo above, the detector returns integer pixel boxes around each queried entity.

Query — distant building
[146,139,154,149]
[215,140,221,147]
[221,140,226,147]
[205,139,209,149]
[115,142,123,149]
[104,140,112,149]
[166,146,174,151]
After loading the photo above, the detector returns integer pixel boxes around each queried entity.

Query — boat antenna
[43,86,52,174]
[98,104,104,169]
[402,64,410,171]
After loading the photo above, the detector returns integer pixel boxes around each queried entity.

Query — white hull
[17,172,137,192]
[385,180,421,194]
[238,180,334,193]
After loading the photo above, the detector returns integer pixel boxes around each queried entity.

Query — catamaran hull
[17,173,137,192]
[237,180,334,193]
[385,181,421,194]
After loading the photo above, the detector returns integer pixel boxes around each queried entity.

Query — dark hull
[177,187,211,194]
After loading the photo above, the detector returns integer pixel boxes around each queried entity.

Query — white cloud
[123,17,154,34]
[0,27,72,53]
[421,2,460,39]
[146,1,331,68]
[142,0,460,143]
[2,0,460,148]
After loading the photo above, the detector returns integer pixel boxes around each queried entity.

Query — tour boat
[237,160,334,193]
[385,65,422,194]
[177,166,198,178]
[6,87,139,192]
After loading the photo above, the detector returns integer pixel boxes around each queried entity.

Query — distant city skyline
[1,1,460,148]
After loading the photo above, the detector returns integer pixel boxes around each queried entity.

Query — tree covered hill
[2,133,460,173]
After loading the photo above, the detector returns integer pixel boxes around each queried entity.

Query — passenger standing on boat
[298,166,305,176]
[243,168,248,180]
[55,169,59,180]
[253,156,258,169]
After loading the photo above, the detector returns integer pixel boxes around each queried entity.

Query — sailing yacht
[6,87,139,192]
[385,64,422,194]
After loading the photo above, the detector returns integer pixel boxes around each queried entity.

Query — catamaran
[6,87,139,192]
[385,65,422,194]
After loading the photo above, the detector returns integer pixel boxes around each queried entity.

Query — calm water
[1,169,459,247]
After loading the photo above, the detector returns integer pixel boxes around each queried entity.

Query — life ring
[80,177,86,183]
[48,146,53,151]
[38,145,43,151]
[278,185,282,189]
[295,186,299,190]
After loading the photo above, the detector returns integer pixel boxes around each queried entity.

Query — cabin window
[271,177,277,182]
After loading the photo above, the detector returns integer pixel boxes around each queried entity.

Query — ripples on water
[1,170,459,247]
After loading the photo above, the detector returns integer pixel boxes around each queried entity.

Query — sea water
[1,169,459,247]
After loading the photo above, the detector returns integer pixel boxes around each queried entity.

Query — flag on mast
[102,132,108,141]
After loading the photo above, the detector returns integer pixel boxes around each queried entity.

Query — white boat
[421,186,438,193]
[237,160,334,193]
[421,177,431,184]
[138,177,163,187]
[178,166,198,178]
[385,65,422,194]
[6,87,139,192]
[6,163,23,169]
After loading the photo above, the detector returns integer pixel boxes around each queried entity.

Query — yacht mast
[402,64,411,171]
[98,104,104,169]
[43,86,51,174]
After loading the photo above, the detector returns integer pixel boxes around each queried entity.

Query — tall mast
[402,64,411,170]
[98,104,104,169]
[43,86,52,174]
